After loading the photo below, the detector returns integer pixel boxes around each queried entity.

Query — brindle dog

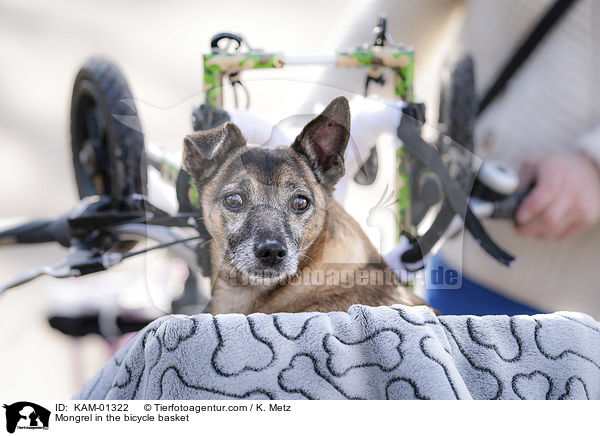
[183,96,430,314]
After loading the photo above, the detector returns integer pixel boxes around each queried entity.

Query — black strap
[478,0,578,115]
[398,111,515,266]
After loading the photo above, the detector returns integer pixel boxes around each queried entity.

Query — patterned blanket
[73,305,600,400]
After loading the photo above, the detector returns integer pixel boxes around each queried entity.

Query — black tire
[437,54,476,188]
[438,54,476,151]
[70,58,146,209]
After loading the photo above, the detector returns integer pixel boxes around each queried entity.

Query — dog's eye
[224,193,244,210]
[290,195,310,213]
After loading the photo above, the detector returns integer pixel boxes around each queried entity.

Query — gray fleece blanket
[73,305,600,400]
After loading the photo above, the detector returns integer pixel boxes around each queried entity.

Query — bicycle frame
[0,15,520,298]
[203,48,415,107]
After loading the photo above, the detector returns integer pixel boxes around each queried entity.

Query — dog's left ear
[292,96,350,188]
[183,122,246,184]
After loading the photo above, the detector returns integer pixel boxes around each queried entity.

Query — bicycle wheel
[70,57,146,209]
[437,54,476,189]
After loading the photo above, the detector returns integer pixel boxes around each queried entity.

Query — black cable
[69,234,209,276]
[100,213,204,229]
[122,235,206,260]
[240,81,251,109]
[232,82,239,109]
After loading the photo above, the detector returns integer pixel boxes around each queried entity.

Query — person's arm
[515,127,600,239]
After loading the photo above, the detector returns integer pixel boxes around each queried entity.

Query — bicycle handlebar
[0,218,70,247]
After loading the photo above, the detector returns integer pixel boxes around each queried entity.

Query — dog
[183,96,431,314]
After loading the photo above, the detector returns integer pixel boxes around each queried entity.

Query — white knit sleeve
[576,125,600,169]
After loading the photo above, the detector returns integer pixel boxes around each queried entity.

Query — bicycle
[0,15,526,339]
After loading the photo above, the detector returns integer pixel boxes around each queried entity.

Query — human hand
[515,154,600,239]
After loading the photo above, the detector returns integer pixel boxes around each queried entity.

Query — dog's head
[183,96,350,286]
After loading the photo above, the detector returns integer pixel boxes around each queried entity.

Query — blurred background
[0,0,463,398]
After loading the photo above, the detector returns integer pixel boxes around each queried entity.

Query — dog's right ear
[292,96,350,188]
[182,122,246,183]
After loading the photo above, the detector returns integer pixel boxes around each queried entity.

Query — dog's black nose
[254,240,287,266]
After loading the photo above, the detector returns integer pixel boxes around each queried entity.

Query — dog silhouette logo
[3,402,50,433]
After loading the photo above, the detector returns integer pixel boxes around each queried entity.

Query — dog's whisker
[299,254,316,272]
[300,253,316,264]
[214,255,230,282]
[225,268,234,284]
[197,238,213,248]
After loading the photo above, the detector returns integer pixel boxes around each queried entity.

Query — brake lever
[0,260,78,296]
[0,220,206,296]
[491,185,534,220]
[0,239,129,297]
